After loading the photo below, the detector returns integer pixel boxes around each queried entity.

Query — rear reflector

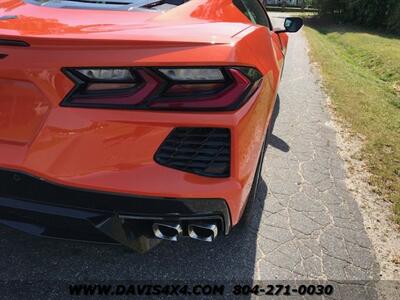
[86,83,137,91]
[163,83,225,96]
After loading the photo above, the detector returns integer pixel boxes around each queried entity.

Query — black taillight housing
[61,66,262,111]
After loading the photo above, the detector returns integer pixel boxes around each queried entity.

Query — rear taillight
[61,67,262,111]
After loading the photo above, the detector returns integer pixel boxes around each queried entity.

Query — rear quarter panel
[231,26,284,218]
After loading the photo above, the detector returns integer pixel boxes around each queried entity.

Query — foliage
[304,0,313,7]
[386,0,400,34]
[311,0,400,34]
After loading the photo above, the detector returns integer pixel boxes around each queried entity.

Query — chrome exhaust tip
[152,222,182,242]
[188,223,218,242]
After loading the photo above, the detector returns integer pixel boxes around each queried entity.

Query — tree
[312,0,400,34]
[387,0,400,34]
[303,0,314,8]
[314,0,346,16]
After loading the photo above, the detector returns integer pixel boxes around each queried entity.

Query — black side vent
[0,39,30,47]
[154,128,231,178]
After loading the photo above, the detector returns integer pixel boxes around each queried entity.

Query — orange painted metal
[0,0,288,225]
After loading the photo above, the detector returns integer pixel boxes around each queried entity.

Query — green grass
[303,22,400,224]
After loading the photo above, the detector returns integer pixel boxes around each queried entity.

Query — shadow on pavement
[267,96,289,153]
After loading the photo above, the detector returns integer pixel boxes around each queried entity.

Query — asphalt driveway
[0,13,381,299]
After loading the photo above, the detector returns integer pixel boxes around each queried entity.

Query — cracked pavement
[0,12,385,300]
[252,13,379,283]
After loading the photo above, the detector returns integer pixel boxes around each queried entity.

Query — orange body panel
[0,0,287,226]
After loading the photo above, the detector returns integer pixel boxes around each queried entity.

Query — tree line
[309,0,400,34]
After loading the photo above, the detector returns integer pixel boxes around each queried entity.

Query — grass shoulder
[303,21,400,223]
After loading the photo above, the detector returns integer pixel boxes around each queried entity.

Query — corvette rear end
[0,0,301,252]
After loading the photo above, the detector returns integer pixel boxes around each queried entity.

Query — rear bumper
[0,169,230,247]
[0,64,276,227]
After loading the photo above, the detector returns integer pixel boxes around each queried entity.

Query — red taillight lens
[61,67,262,111]
[163,83,226,96]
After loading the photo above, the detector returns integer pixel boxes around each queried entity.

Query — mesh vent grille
[154,128,231,177]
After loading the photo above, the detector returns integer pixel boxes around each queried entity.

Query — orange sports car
[0,0,302,252]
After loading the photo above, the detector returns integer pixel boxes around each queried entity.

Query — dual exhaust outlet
[152,222,218,242]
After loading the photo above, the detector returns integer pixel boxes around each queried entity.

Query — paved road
[0,13,381,299]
